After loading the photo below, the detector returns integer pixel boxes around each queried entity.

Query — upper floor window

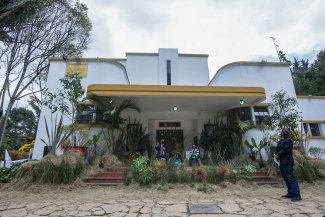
[167,60,171,85]
[309,123,321,136]
[254,106,269,125]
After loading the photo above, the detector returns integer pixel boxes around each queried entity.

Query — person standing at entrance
[189,144,199,167]
[156,139,169,161]
[274,128,301,202]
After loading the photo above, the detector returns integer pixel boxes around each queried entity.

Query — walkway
[0,196,324,216]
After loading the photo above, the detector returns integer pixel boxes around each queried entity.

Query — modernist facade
[33,48,325,160]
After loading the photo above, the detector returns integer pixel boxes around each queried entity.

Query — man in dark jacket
[274,128,301,202]
[155,139,169,161]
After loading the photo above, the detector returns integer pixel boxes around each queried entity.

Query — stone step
[85,177,123,184]
[97,173,124,178]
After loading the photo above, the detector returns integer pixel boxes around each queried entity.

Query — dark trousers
[189,156,199,166]
[157,154,169,161]
[279,163,301,197]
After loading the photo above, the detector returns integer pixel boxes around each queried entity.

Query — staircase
[251,172,278,185]
[85,168,130,186]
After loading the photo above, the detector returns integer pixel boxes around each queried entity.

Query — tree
[270,37,291,63]
[0,0,92,148]
[7,107,36,138]
[85,93,142,155]
[263,89,302,140]
[43,72,85,145]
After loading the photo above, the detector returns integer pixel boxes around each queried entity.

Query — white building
[33,48,325,160]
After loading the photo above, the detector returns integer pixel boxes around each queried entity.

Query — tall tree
[0,0,92,147]
[7,107,36,138]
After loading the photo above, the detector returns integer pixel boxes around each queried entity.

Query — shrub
[293,150,317,182]
[33,158,83,184]
[123,171,132,186]
[206,165,223,184]
[164,160,178,183]
[309,147,325,159]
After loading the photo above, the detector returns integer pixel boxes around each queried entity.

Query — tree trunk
[0,101,14,149]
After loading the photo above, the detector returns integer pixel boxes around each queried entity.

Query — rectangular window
[253,106,269,125]
[309,123,321,136]
[167,60,171,85]
[77,105,94,124]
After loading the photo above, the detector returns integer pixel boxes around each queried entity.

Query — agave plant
[40,114,72,155]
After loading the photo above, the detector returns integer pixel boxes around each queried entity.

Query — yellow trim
[250,125,272,129]
[255,103,270,106]
[310,136,325,139]
[302,120,325,123]
[77,101,92,105]
[297,95,325,98]
[124,52,209,57]
[125,52,158,55]
[48,57,130,84]
[77,124,106,128]
[178,53,209,57]
[87,84,266,98]
[208,61,292,86]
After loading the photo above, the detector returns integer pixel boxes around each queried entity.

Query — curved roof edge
[208,61,292,86]
[297,95,325,99]
[48,57,130,84]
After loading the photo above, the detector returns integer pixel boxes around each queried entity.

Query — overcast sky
[4,0,325,110]
[81,0,325,80]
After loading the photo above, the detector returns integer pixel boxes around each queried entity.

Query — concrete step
[251,172,269,177]
[85,177,123,184]
[252,177,273,182]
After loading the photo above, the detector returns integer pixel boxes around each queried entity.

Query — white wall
[33,60,129,160]
[298,98,325,121]
[178,56,209,86]
[209,64,297,103]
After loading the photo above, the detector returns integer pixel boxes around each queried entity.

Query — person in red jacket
[274,128,301,202]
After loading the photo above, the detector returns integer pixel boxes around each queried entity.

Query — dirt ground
[1,180,325,203]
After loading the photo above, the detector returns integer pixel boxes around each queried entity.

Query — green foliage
[40,114,72,155]
[244,138,266,160]
[292,50,325,96]
[189,182,195,187]
[205,165,223,184]
[34,158,83,184]
[123,170,132,186]
[137,165,152,184]
[0,161,23,183]
[262,89,302,140]
[232,164,256,180]
[83,131,109,155]
[197,185,212,192]
[44,72,85,124]
[84,94,142,155]
[309,147,325,159]
[126,118,151,155]
[131,156,152,184]
[7,107,36,139]
[164,160,178,183]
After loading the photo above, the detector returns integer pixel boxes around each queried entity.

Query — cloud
[81,0,325,79]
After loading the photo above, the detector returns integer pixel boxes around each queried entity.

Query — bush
[34,158,83,184]
[309,147,325,159]
[293,151,317,182]
[164,160,178,183]
[206,165,223,184]
[123,171,132,186]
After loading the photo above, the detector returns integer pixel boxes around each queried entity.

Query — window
[76,105,94,124]
[167,60,171,85]
[309,123,321,136]
[254,106,269,125]
[226,107,251,122]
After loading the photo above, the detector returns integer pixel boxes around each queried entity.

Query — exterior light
[308,95,312,97]
[239,99,244,105]
[174,106,177,111]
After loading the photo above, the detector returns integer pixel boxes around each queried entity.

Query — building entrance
[156,129,184,149]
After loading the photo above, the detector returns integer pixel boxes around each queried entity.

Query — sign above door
[159,122,181,127]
